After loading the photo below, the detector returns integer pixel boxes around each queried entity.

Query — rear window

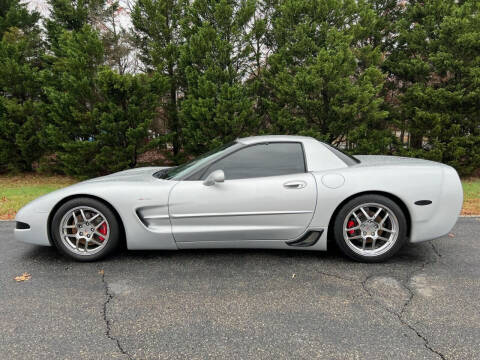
[324,144,360,166]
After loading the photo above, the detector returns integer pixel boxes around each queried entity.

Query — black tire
[333,194,407,263]
[51,197,120,262]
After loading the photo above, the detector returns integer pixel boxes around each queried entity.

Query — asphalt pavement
[0,218,479,360]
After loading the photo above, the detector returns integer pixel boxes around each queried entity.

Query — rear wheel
[51,198,120,261]
[333,194,407,262]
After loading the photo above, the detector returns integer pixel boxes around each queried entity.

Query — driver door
[168,142,317,243]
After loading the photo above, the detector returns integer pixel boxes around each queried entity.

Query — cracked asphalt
[1,217,479,359]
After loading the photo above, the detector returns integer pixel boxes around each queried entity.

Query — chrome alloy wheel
[59,206,110,256]
[342,202,399,257]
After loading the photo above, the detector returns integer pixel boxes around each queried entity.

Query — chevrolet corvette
[14,135,463,262]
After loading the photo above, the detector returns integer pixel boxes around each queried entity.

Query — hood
[16,166,174,215]
[354,155,446,168]
[84,166,170,183]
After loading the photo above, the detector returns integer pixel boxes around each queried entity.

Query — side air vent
[286,230,324,247]
[16,221,30,230]
[135,206,171,231]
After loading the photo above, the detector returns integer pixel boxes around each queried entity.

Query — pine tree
[180,0,258,155]
[0,0,43,171]
[43,0,167,177]
[102,2,135,75]
[386,0,480,175]
[92,69,166,172]
[42,25,106,177]
[244,0,276,132]
[131,0,186,159]
[262,0,388,153]
[43,21,166,177]
[0,0,39,34]
[45,0,109,50]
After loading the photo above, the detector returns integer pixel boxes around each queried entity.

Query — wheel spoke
[90,239,102,246]
[348,235,363,240]
[88,213,100,222]
[72,211,78,225]
[360,207,370,220]
[371,238,377,249]
[372,208,382,220]
[94,231,106,238]
[345,226,360,231]
[361,238,366,250]
[352,211,362,224]
[80,209,87,222]
[380,213,389,225]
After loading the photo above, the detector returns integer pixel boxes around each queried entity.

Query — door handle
[283,180,307,189]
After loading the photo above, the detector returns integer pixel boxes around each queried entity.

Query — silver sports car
[14,135,463,262]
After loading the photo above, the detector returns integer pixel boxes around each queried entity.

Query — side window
[203,142,306,180]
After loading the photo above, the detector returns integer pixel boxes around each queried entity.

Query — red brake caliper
[347,219,356,235]
[98,222,107,242]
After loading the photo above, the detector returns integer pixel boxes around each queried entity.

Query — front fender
[14,176,179,250]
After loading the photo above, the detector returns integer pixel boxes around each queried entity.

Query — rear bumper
[409,166,463,243]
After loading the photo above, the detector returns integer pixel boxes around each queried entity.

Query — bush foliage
[0,0,479,177]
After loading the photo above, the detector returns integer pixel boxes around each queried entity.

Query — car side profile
[14,135,463,262]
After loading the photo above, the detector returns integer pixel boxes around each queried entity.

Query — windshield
[156,141,239,180]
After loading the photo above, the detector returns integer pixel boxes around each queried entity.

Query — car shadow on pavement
[18,239,434,269]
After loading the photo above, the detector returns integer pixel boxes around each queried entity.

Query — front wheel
[51,198,120,261]
[333,195,407,262]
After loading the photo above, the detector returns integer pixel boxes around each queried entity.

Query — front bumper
[14,206,51,246]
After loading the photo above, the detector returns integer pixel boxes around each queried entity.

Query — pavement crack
[400,242,442,315]
[430,242,442,258]
[315,270,356,282]
[101,271,132,360]
[361,247,446,360]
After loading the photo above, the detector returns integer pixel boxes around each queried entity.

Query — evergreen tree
[244,0,276,132]
[43,21,165,177]
[102,2,135,75]
[42,25,105,176]
[262,0,388,153]
[180,0,258,155]
[92,69,166,173]
[0,0,43,171]
[45,0,109,50]
[0,0,39,34]
[386,0,480,175]
[131,0,186,160]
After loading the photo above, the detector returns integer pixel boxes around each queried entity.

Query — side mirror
[203,169,225,186]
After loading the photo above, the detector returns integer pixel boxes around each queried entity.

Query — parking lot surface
[0,218,479,359]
